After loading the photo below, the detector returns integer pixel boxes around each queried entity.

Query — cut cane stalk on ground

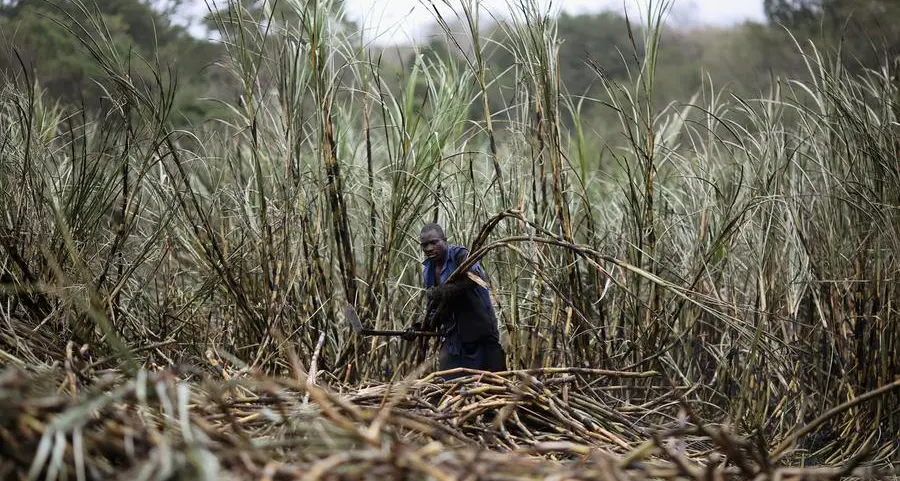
[0,0,898,476]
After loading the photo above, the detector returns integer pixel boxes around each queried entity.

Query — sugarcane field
[0,0,898,479]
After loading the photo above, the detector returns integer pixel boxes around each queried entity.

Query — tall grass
[0,0,897,466]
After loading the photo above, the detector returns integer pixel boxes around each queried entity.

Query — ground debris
[0,364,895,481]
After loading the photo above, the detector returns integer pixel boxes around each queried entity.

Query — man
[405,223,507,376]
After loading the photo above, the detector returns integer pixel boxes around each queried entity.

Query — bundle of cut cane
[1,365,895,481]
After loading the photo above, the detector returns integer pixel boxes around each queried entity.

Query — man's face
[420,229,447,261]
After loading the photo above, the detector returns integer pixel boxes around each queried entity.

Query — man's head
[420,223,447,261]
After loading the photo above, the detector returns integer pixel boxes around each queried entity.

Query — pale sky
[343,0,766,45]
[185,0,766,45]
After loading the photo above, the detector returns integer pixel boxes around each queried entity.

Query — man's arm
[427,248,482,302]
[412,248,488,336]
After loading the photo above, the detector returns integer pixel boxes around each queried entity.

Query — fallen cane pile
[0,363,896,480]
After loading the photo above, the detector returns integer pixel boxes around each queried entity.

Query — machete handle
[360,328,441,337]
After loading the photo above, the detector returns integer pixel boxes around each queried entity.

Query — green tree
[764,0,900,69]
[0,0,230,125]
[479,10,640,101]
[556,11,641,98]
[0,4,126,105]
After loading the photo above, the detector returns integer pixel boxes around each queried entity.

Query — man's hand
[402,321,422,341]
[425,286,445,303]
[426,274,479,305]
[426,284,458,303]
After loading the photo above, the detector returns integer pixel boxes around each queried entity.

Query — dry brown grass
[1,0,899,478]
[3,359,896,480]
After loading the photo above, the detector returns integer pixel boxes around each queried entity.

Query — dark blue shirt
[422,245,499,344]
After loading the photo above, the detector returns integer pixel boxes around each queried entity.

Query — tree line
[1,0,896,127]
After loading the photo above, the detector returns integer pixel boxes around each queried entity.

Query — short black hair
[420,223,445,239]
